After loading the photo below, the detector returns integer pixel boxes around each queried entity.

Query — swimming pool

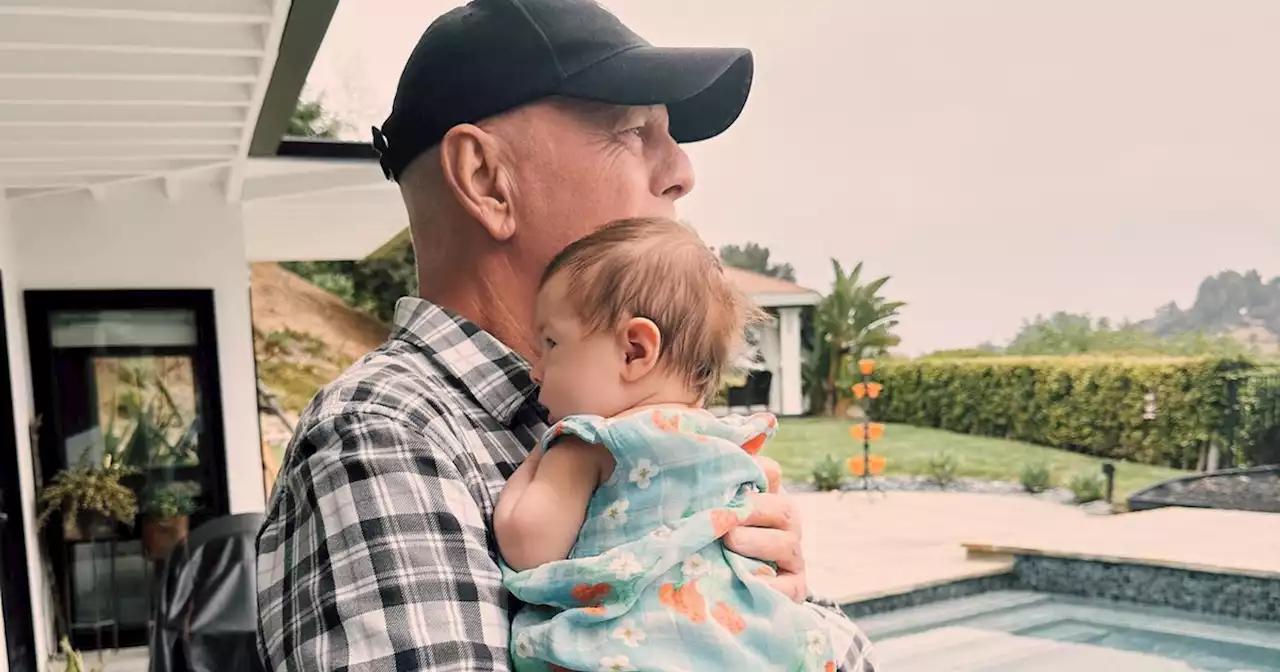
[858,590,1280,671]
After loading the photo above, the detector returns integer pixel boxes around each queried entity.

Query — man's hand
[722,454,808,603]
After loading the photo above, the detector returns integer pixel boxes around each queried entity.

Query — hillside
[1140,270,1280,354]
[250,262,389,446]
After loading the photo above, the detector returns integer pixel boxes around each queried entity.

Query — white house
[0,2,815,670]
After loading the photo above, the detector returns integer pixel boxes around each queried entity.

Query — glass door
[25,290,228,651]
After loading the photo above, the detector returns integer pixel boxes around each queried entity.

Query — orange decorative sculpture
[850,358,886,494]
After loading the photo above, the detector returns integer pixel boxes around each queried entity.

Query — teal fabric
[502,408,840,671]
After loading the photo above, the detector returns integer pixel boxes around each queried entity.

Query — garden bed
[1127,465,1280,513]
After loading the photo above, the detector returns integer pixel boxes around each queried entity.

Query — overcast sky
[304,0,1280,355]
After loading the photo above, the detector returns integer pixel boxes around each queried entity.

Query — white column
[755,317,782,413]
[2,195,54,663]
[778,306,804,416]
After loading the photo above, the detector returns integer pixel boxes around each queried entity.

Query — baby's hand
[722,455,807,603]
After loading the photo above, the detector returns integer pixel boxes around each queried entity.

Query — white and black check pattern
[256,297,877,671]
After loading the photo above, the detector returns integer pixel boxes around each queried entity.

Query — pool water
[858,590,1280,671]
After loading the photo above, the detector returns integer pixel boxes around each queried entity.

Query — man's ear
[438,124,517,241]
[619,317,662,382]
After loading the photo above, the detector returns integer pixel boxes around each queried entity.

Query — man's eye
[621,126,645,138]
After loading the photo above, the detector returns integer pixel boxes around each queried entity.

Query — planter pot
[62,511,117,542]
[141,515,189,561]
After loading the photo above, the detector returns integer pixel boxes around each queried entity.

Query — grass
[767,418,1189,501]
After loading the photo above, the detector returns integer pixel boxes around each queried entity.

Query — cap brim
[555,46,753,143]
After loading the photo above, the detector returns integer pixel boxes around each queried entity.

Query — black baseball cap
[371,0,754,181]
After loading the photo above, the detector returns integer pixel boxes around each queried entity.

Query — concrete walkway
[797,490,1280,605]
[797,491,1094,604]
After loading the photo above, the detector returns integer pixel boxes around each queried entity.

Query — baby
[494,217,845,672]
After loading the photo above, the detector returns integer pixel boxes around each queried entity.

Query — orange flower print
[583,605,607,616]
[741,432,767,455]
[658,580,707,623]
[825,662,837,672]
[711,508,740,538]
[652,409,682,433]
[752,564,777,579]
[570,582,612,607]
[712,601,745,635]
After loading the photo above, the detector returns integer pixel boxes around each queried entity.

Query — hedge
[870,356,1258,469]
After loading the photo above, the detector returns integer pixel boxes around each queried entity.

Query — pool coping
[841,551,1280,624]
[963,543,1280,581]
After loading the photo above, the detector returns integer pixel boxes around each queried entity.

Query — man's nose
[656,141,695,201]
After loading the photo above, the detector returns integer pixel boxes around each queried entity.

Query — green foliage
[811,453,845,491]
[809,260,905,415]
[1005,311,1252,357]
[282,235,418,324]
[1019,461,1053,493]
[254,327,355,413]
[718,242,796,281]
[288,96,346,139]
[60,636,85,672]
[1068,471,1106,503]
[36,453,138,532]
[872,356,1256,468]
[925,452,959,489]
[140,481,201,519]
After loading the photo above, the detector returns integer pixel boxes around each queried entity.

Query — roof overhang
[0,0,341,203]
[752,292,822,308]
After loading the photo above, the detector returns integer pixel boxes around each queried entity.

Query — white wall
[11,183,266,519]
[1,196,53,665]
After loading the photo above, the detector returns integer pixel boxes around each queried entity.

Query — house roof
[722,266,822,307]
[0,0,339,202]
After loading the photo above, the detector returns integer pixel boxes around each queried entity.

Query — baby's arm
[494,436,612,571]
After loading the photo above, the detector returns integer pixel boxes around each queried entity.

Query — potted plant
[36,453,138,541]
[139,480,200,561]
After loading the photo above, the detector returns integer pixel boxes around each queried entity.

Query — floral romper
[501,408,842,672]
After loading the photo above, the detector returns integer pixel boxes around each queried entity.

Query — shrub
[1020,461,1053,493]
[871,356,1256,469]
[811,454,845,491]
[1068,472,1106,503]
[926,452,959,489]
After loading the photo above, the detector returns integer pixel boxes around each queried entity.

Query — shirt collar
[391,297,539,426]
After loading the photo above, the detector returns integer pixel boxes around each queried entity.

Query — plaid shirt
[256,297,877,671]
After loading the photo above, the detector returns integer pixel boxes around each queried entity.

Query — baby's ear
[620,317,661,381]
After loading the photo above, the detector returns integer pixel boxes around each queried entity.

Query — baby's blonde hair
[540,217,768,402]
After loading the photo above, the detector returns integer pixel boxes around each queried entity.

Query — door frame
[0,271,38,672]
[23,288,230,650]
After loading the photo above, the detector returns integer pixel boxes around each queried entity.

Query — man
[256,0,877,670]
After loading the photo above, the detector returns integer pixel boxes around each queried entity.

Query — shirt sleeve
[804,592,880,672]
[256,411,513,672]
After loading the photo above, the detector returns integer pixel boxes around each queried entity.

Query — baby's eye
[543,337,557,349]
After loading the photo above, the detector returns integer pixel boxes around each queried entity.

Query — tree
[287,96,345,139]
[806,260,905,415]
[718,242,796,281]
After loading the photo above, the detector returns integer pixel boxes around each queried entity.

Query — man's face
[502,98,696,288]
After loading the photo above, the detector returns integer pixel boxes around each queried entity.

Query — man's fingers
[753,455,783,493]
[756,572,806,604]
[741,491,800,539]
[723,526,805,575]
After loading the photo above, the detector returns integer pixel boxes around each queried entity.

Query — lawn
[766,418,1189,501]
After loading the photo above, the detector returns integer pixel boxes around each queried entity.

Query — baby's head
[532,217,765,422]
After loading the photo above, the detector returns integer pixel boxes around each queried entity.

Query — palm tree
[810,260,905,415]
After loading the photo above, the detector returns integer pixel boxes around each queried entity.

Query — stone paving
[797,490,1280,606]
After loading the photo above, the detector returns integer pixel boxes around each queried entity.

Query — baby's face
[530,275,631,422]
